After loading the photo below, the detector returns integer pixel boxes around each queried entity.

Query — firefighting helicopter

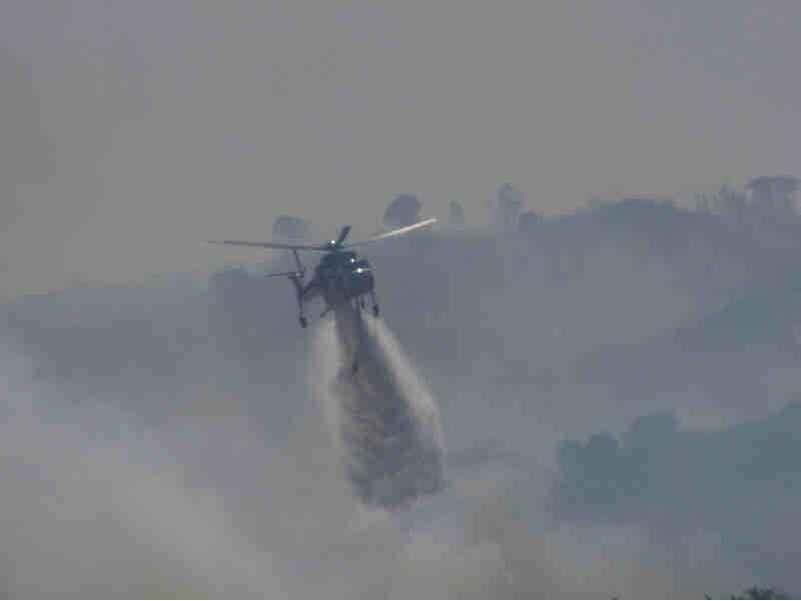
[209,218,436,328]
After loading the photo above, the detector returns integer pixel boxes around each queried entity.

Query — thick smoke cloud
[3,2,801,595]
[0,338,681,598]
[2,198,801,596]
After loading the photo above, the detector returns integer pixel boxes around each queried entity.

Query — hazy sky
[2,0,801,296]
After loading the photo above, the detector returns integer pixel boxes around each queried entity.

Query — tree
[730,586,790,599]
[494,183,523,232]
[518,210,542,236]
[448,200,465,226]
[383,194,422,229]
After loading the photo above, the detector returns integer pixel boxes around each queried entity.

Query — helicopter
[209,218,436,328]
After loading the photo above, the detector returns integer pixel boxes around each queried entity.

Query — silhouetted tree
[494,183,523,232]
[518,210,542,236]
[747,176,799,219]
[448,200,465,226]
[730,586,790,599]
[383,194,422,229]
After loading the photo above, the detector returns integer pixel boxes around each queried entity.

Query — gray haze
[2,1,801,296]
[2,1,801,598]
[4,194,801,595]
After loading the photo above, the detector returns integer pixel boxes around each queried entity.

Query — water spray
[310,304,445,508]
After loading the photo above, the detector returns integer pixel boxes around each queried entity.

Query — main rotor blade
[344,218,437,248]
[208,240,329,251]
[334,225,352,247]
[264,270,303,278]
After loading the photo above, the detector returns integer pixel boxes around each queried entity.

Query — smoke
[1,336,684,599]
[0,345,285,597]
[311,303,445,508]
[4,196,801,595]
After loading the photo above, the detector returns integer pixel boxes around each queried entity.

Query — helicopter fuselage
[301,250,375,309]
